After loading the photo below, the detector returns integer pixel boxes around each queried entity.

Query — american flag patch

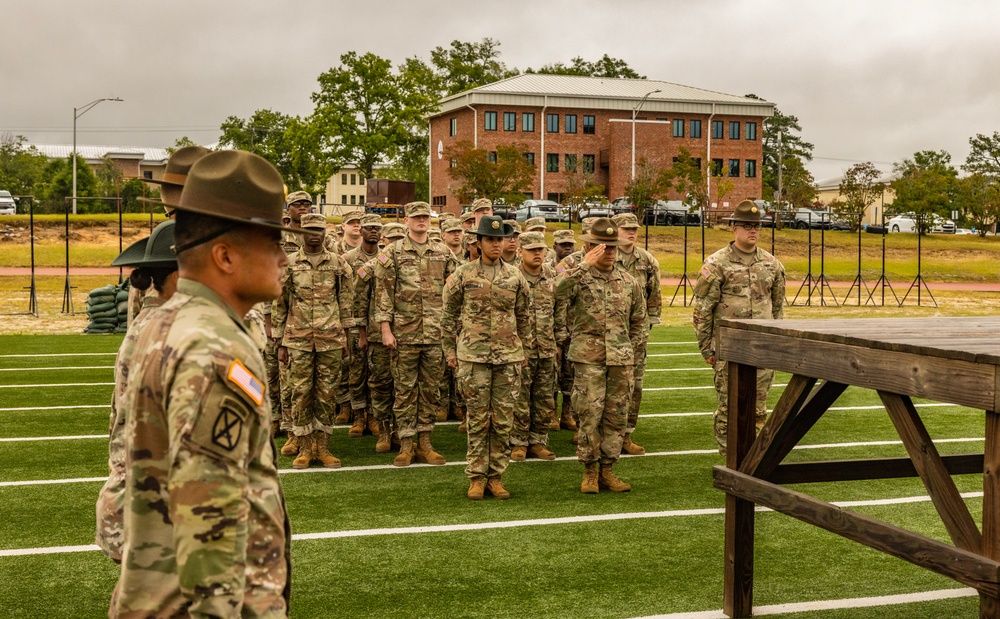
[446,275,455,289]
[700,266,711,279]
[556,265,566,274]
[357,266,368,279]
[227,359,264,406]
[377,253,389,265]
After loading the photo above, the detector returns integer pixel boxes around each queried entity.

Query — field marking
[0,491,986,557]
[647,352,703,358]
[0,366,114,372]
[0,353,117,359]
[644,383,789,392]
[0,404,109,412]
[634,587,976,619]
[645,368,714,373]
[0,435,105,443]
[0,382,115,389]
[646,342,696,346]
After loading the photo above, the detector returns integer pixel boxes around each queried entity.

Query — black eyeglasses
[738,223,762,231]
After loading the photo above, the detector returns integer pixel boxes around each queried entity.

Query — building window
[503,112,516,131]
[729,121,740,140]
[487,151,497,163]
[432,196,446,206]
[583,115,595,134]
[350,174,356,185]
[341,194,347,204]
[143,171,152,179]
[565,154,577,173]
[711,159,723,176]
[746,122,757,141]
[672,119,685,138]
[728,159,740,177]
[485,111,497,131]
[524,153,535,165]
[565,115,577,134]
[546,153,559,173]
[711,121,724,139]
[745,160,757,178]
[359,173,365,183]
[341,173,347,184]
[450,158,457,168]
[350,195,356,205]
[690,120,702,138]
[547,114,559,133]
[449,118,457,136]
[522,113,535,132]
[583,154,595,174]
[359,195,365,204]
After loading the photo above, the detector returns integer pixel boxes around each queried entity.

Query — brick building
[428,74,774,213]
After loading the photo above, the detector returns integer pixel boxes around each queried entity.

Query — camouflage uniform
[693,241,785,455]
[342,243,380,413]
[111,279,290,617]
[554,250,585,417]
[514,256,558,450]
[354,257,393,424]
[276,227,303,431]
[442,256,531,482]
[555,260,647,466]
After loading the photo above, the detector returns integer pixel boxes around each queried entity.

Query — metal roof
[816,171,899,191]
[435,74,773,117]
[31,144,170,164]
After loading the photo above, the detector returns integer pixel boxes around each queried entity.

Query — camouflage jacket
[281,227,302,255]
[441,258,531,365]
[112,278,290,618]
[692,242,786,360]
[373,235,459,345]
[272,247,355,352]
[542,247,558,268]
[96,294,164,563]
[519,264,558,359]
[554,262,648,366]
[244,302,268,352]
[351,255,382,345]
[617,246,663,326]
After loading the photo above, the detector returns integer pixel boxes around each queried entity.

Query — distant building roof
[435,74,774,117]
[31,144,169,165]
[816,171,899,191]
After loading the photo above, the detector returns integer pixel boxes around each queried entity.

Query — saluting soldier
[692,200,785,456]
[112,150,293,616]
[442,215,531,500]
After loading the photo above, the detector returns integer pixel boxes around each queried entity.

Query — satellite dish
[437,140,444,160]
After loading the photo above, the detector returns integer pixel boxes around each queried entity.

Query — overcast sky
[2,0,998,183]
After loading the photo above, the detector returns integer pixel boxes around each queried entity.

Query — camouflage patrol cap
[428,228,441,240]
[519,231,547,250]
[405,201,432,217]
[382,222,406,240]
[360,213,383,228]
[112,220,178,268]
[509,221,523,235]
[729,199,762,223]
[613,212,640,229]
[471,198,493,212]
[463,230,479,247]
[581,217,597,234]
[439,212,455,222]
[300,213,329,231]
[442,218,464,233]
[552,229,576,244]
[460,211,476,223]
[342,210,363,224]
[286,190,313,205]
[525,217,547,231]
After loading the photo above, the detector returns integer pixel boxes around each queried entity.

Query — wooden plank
[753,380,848,473]
[718,329,996,411]
[724,362,757,618]
[739,374,817,478]
[713,466,1000,596]
[984,411,1000,617]
[880,391,982,552]
[768,454,984,485]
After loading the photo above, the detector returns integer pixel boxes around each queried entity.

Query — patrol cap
[463,230,479,246]
[580,217,626,247]
[460,211,476,224]
[729,199,762,223]
[300,213,329,231]
[342,210,363,224]
[360,213,383,228]
[382,222,406,240]
[428,228,441,239]
[405,201,432,217]
[509,221,523,235]
[442,218,464,233]
[553,229,575,244]
[471,198,493,213]
[525,217,547,231]
[581,217,597,234]
[286,190,313,205]
[519,231,546,250]
[112,220,178,268]
[439,212,455,222]
[613,212,640,229]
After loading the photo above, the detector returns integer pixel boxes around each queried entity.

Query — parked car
[645,200,701,226]
[577,201,613,220]
[490,200,516,220]
[955,227,975,235]
[0,191,15,215]
[887,213,955,233]
[791,207,832,229]
[515,199,568,222]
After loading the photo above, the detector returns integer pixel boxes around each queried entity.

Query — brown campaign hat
[111,220,178,269]
[162,150,296,233]
[729,199,762,224]
[580,217,626,246]
[144,146,211,187]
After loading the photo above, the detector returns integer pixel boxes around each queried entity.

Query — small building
[816,171,898,225]
[31,144,169,181]
[428,74,773,214]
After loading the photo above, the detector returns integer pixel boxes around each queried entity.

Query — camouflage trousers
[512,357,556,447]
[95,403,125,563]
[626,344,647,435]
[337,340,351,408]
[713,359,773,455]
[391,344,442,438]
[459,361,519,479]
[558,348,575,414]
[443,363,464,417]
[289,347,343,436]
[348,330,369,411]
[264,338,281,423]
[572,362,633,465]
[367,342,394,423]
[279,356,293,430]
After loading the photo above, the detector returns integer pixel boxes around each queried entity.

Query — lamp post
[630,89,661,181]
[72,97,123,214]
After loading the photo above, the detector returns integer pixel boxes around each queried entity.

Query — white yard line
[647,352,703,358]
[645,368,714,372]
[0,404,108,412]
[0,382,114,389]
[643,384,789,392]
[646,342,696,346]
[0,435,105,443]
[0,366,114,372]
[0,353,117,358]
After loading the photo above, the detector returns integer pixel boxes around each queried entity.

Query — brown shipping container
[366,179,415,206]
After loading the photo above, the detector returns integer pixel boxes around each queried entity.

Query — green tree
[0,133,48,197]
[964,131,1000,178]
[529,54,644,79]
[745,95,815,203]
[443,140,534,205]
[779,157,817,209]
[838,162,882,230]
[166,136,200,155]
[889,150,958,234]
[219,109,326,191]
[561,171,607,222]
[430,38,518,96]
[37,155,98,212]
[624,159,664,223]
[658,147,705,219]
[954,173,1000,236]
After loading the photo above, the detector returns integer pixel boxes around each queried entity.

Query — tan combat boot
[485,477,510,500]
[271,420,281,437]
[599,464,632,493]
[393,436,415,467]
[366,413,379,436]
[348,411,365,438]
[375,420,392,453]
[313,431,342,469]
[435,405,448,423]
[581,462,599,494]
[292,434,314,470]
[467,477,486,500]
[527,444,556,461]
[334,402,351,425]
[560,397,577,431]
[510,445,527,462]
[621,437,646,456]
[414,431,446,465]
[457,414,467,434]
[280,433,300,457]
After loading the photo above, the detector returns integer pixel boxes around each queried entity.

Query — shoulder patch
[446,274,456,289]
[227,359,264,406]
[357,266,369,280]
[556,265,566,274]
[699,266,711,279]
[211,397,247,451]
[377,253,390,265]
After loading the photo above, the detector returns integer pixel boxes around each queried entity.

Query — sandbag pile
[84,283,129,334]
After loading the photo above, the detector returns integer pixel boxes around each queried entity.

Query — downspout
[464,93,478,148]
[427,118,432,203]
[706,103,715,209]
[540,95,547,200]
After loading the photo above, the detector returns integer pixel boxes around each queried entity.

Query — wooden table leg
[724,362,758,617]
[983,410,1000,618]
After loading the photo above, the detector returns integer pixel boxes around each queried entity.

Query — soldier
[273,213,354,469]
[428,227,442,243]
[333,211,365,423]
[337,210,364,254]
[502,221,522,265]
[460,210,476,230]
[463,230,481,263]
[511,231,559,462]
[550,228,576,267]
[98,219,180,564]
[612,212,663,456]
[374,201,460,467]
[441,217,464,257]
[555,217,647,494]
[692,200,785,456]
[111,150,292,616]
[524,216,546,233]
[442,215,531,500]
[471,197,493,226]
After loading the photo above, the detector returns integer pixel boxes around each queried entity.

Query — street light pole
[72,97,123,215]
[631,88,661,181]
